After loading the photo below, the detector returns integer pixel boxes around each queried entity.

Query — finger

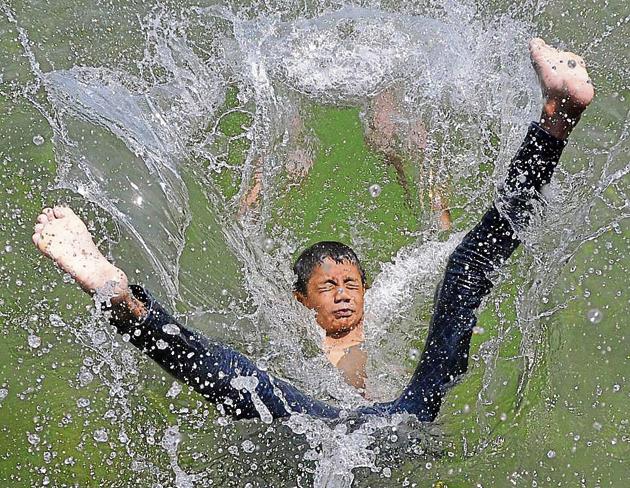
[32,233,41,246]
[36,213,48,224]
[44,207,54,220]
[34,223,44,233]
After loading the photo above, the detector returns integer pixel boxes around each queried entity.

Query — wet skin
[295,258,365,337]
[295,258,367,389]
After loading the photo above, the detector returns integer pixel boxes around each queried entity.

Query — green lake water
[1,0,628,486]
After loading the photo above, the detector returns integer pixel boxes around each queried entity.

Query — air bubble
[546,450,556,459]
[32,134,44,146]
[156,339,169,350]
[368,184,382,198]
[263,238,274,251]
[408,348,419,360]
[4,245,12,253]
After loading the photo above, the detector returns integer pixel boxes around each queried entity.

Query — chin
[326,317,359,335]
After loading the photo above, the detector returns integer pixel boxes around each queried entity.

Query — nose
[334,287,351,302]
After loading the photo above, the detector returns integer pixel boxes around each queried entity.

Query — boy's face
[295,258,365,337]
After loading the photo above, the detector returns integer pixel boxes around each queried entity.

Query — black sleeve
[105,121,566,424]
[385,122,566,421]
[107,286,340,421]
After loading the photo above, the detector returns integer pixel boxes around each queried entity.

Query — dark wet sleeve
[108,286,340,421]
[388,122,566,421]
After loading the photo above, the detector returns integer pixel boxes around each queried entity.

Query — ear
[293,290,307,305]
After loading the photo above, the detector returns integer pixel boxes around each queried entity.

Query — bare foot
[32,206,129,303]
[529,38,594,139]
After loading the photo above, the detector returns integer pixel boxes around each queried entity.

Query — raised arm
[382,39,593,420]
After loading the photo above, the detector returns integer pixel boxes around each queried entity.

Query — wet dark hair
[293,241,366,296]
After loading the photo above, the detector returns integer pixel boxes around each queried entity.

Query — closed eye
[318,280,337,292]
[344,278,360,289]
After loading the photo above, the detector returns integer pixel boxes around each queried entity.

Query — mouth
[333,308,354,318]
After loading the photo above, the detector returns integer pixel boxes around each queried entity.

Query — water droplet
[27,432,40,446]
[587,308,602,324]
[162,323,180,335]
[77,398,91,408]
[78,368,94,387]
[383,467,392,477]
[156,339,169,350]
[0,388,8,403]
[241,440,255,453]
[93,428,108,442]
[49,314,65,328]
[92,330,107,346]
[263,238,274,251]
[546,449,556,459]
[32,134,44,146]
[368,184,382,198]
[4,245,12,253]
[166,381,182,398]
[28,334,41,349]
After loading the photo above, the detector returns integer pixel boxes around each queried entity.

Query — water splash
[3,0,628,486]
